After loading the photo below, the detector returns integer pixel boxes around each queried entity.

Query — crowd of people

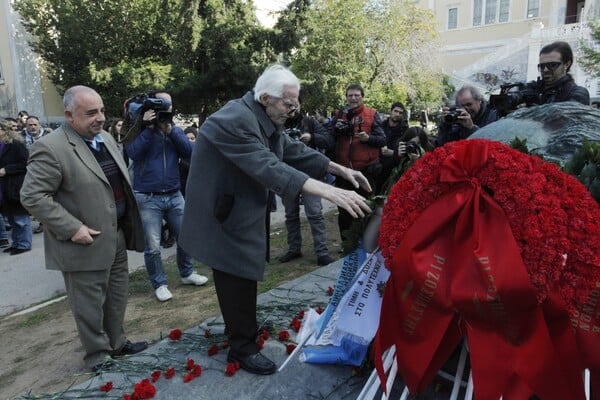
[0,40,594,376]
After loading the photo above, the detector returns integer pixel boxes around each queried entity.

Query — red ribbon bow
[374,140,585,399]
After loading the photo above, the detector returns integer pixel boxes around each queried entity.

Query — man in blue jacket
[126,91,208,302]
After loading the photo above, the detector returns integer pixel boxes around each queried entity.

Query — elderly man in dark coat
[180,65,372,375]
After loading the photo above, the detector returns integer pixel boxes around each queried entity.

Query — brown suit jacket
[20,124,144,272]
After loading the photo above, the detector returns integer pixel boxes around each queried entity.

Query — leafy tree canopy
[580,19,600,78]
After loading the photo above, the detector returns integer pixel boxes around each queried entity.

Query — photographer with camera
[279,106,335,266]
[125,90,208,302]
[377,102,409,195]
[535,41,590,105]
[437,85,499,146]
[333,84,386,241]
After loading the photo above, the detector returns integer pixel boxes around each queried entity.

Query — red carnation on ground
[297,310,305,319]
[286,344,297,354]
[204,329,211,338]
[192,364,202,378]
[257,337,264,350]
[183,373,194,383]
[99,381,113,392]
[132,378,156,399]
[290,317,301,332]
[168,329,182,341]
[207,344,219,356]
[327,286,334,296]
[225,362,239,377]
[150,370,161,383]
[261,329,270,340]
[315,306,323,314]
[165,367,176,379]
[186,358,195,370]
[278,330,290,341]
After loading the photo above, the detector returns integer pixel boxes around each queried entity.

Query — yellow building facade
[416,0,599,100]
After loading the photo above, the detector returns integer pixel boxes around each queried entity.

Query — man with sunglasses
[125,90,208,302]
[536,41,590,105]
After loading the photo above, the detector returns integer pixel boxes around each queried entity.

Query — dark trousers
[212,268,259,356]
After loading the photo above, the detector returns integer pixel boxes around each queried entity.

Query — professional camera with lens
[443,106,464,124]
[489,81,542,116]
[334,106,356,136]
[284,127,303,140]
[404,141,419,154]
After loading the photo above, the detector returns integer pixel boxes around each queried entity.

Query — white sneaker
[181,272,208,286]
[155,285,173,302]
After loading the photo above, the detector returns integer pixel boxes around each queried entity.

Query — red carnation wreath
[374,139,600,400]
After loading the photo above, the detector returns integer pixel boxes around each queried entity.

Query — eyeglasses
[537,62,562,71]
[275,97,299,114]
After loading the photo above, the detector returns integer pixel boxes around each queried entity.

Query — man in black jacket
[535,41,590,105]
[377,102,409,193]
[437,85,499,146]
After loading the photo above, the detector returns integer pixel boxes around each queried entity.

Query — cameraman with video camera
[437,85,499,147]
[332,84,385,242]
[125,90,208,302]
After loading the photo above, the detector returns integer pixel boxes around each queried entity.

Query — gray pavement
[35,260,384,400]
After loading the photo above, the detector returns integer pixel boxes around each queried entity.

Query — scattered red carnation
[316,306,323,314]
[123,395,132,400]
[183,373,194,383]
[290,317,301,332]
[168,329,182,341]
[131,378,156,399]
[99,381,113,392]
[225,362,240,377]
[192,364,202,378]
[186,358,195,370]
[207,344,219,356]
[150,370,161,383]
[261,329,270,340]
[204,329,211,338]
[327,286,334,296]
[257,337,264,350]
[278,330,290,341]
[286,344,297,354]
[165,367,176,379]
[297,310,305,319]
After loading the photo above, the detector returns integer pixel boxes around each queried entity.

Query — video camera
[489,81,542,116]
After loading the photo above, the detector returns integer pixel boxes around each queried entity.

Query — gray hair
[456,85,484,102]
[63,85,99,110]
[253,65,300,102]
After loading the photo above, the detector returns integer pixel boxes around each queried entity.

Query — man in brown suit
[20,85,148,372]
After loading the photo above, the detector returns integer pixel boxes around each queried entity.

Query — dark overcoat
[0,139,28,215]
[180,91,330,281]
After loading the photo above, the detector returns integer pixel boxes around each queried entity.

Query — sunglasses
[537,61,562,71]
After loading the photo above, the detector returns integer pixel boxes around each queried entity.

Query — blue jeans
[134,191,193,289]
[6,213,32,249]
[282,193,328,257]
[0,212,8,241]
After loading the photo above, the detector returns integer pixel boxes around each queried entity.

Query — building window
[473,0,510,25]
[448,8,458,29]
[527,0,540,18]
[473,0,483,26]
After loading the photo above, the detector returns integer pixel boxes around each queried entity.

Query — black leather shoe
[317,255,335,266]
[113,340,148,356]
[278,251,302,263]
[10,248,31,256]
[3,246,15,253]
[227,352,277,375]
